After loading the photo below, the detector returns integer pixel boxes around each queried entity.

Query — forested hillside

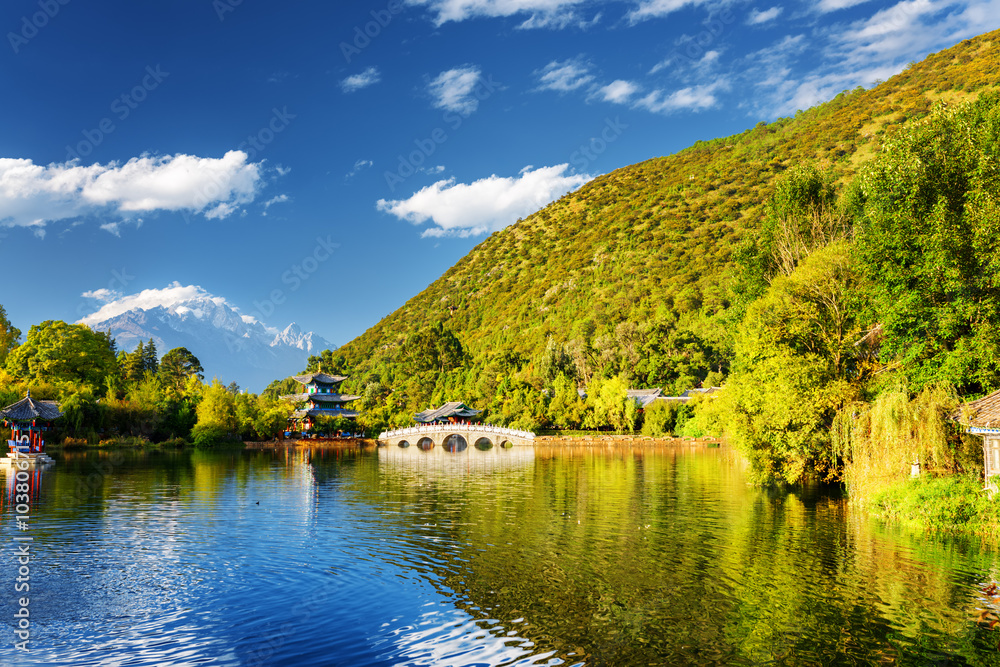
[303,32,1000,445]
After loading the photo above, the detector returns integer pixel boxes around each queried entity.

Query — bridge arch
[398,440,410,448]
[443,434,467,452]
[378,424,535,449]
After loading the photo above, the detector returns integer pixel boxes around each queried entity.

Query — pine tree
[143,338,158,374]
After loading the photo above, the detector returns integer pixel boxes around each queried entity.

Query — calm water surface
[3,443,1000,666]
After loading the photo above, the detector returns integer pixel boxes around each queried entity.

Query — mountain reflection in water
[2,443,999,665]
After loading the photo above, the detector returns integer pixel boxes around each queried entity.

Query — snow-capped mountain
[78,284,334,392]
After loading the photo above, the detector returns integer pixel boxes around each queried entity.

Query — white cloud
[748,6,783,23]
[405,0,593,27]
[345,159,373,179]
[0,151,263,233]
[263,194,290,209]
[635,81,727,113]
[341,66,381,93]
[81,288,120,303]
[376,164,592,237]
[628,0,710,22]
[535,58,595,92]
[818,0,872,12]
[743,0,1000,117]
[596,79,641,103]
[78,282,232,327]
[429,65,484,115]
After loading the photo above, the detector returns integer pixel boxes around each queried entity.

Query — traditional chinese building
[2,390,61,467]
[958,389,1000,491]
[281,372,359,434]
[414,402,481,424]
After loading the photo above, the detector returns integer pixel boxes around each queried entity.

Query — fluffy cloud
[634,81,727,113]
[376,164,592,237]
[596,79,641,103]
[818,0,873,12]
[405,0,592,27]
[80,288,120,303]
[748,6,783,23]
[78,282,233,327]
[429,65,484,114]
[0,151,263,233]
[628,0,710,22]
[341,66,381,93]
[744,0,1000,117]
[535,58,595,92]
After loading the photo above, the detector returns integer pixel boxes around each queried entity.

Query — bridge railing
[377,423,535,441]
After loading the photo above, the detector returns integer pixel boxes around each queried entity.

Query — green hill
[314,31,1000,428]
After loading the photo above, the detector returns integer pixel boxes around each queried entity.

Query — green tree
[159,347,204,392]
[5,320,118,390]
[853,95,1000,394]
[0,305,22,366]
[191,379,238,445]
[142,338,158,375]
[584,374,636,432]
[726,241,865,484]
[305,349,348,375]
[547,373,587,429]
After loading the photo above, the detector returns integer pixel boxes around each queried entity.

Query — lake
[3,442,1000,665]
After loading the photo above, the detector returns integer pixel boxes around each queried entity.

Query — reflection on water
[1,444,999,665]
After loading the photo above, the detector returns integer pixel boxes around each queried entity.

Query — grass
[866,474,1000,539]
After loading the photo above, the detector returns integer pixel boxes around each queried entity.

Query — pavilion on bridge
[281,372,360,435]
[414,402,481,425]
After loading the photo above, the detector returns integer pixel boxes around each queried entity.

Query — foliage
[726,241,865,484]
[159,347,204,393]
[195,379,238,435]
[833,382,980,500]
[5,320,118,390]
[0,305,21,366]
[853,94,1000,394]
[584,375,637,432]
[640,400,681,437]
[868,474,1000,538]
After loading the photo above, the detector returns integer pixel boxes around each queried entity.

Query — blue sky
[1,0,997,348]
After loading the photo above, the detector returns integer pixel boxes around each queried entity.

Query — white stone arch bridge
[377,424,535,450]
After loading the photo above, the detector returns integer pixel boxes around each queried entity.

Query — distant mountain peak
[78,283,335,391]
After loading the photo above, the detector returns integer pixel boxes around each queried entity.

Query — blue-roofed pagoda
[281,372,360,435]
[2,391,60,467]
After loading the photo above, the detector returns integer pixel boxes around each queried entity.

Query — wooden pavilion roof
[293,372,348,386]
[960,389,1000,429]
[414,402,481,423]
[281,392,360,403]
[0,392,62,421]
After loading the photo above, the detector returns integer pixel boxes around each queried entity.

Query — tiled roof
[0,393,62,421]
[414,401,481,423]
[281,392,359,403]
[627,388,663,408]
[292,409,359,419]
[961,389,1000,429]
[292,372,348,386]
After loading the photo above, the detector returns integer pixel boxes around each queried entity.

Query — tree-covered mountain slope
[320,31,1000,426]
